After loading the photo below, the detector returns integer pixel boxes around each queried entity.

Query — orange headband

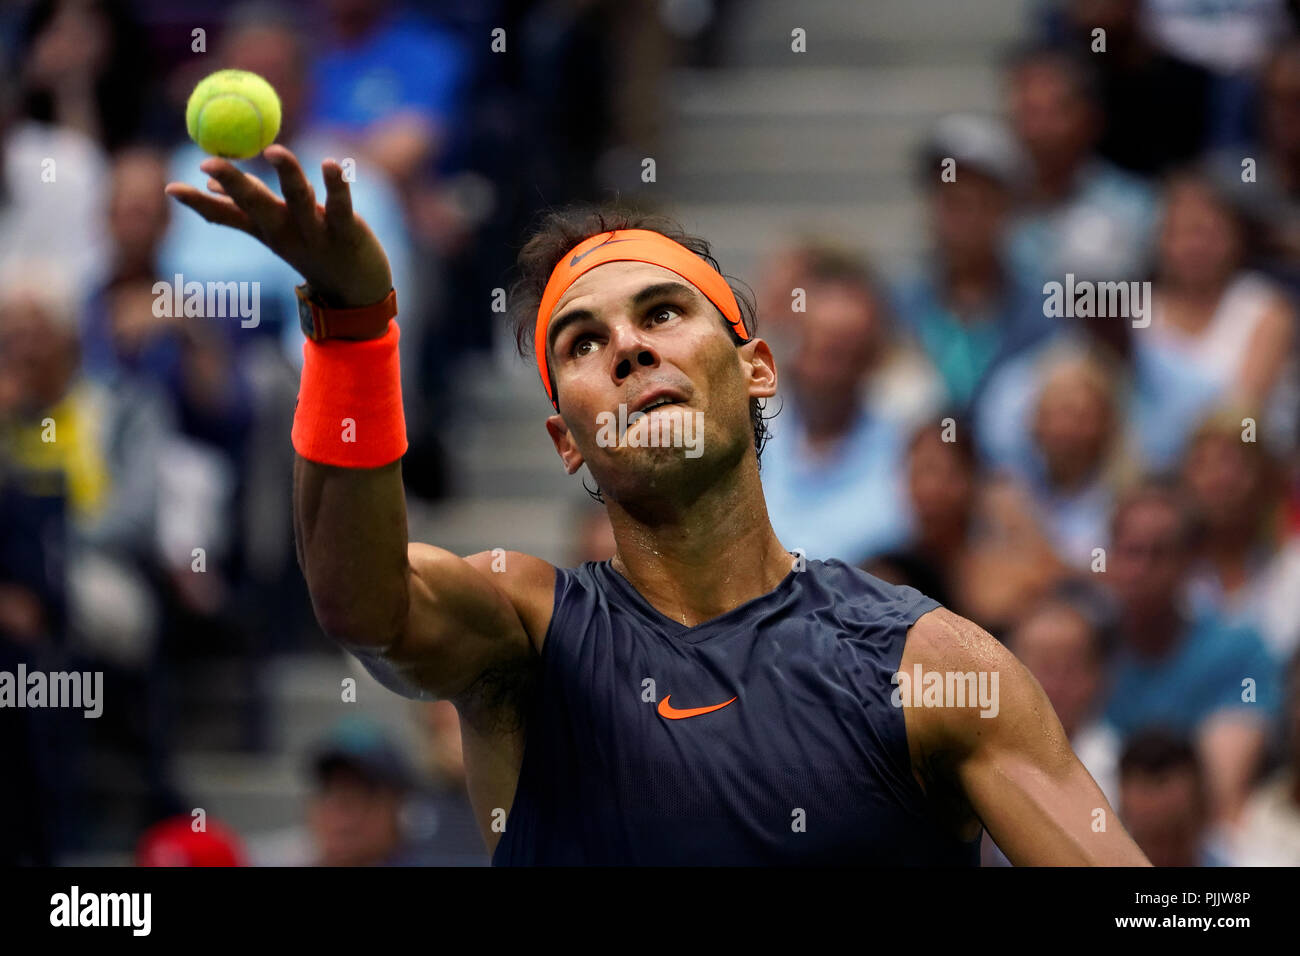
[534,229,748,408]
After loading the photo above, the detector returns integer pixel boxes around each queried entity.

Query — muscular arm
[903,607,1151,866]
[293,458,409,647]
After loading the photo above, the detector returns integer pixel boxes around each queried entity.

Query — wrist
[293,320,407,467]
[297,283,397,341]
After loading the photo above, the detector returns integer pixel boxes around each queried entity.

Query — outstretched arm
[902,607,1151,866]
[166,146,553,702]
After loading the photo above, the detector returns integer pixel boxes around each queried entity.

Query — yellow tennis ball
[185,69,281,159]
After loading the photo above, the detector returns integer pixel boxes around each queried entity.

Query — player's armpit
[363,544,556,703]
[901,607,1151,866]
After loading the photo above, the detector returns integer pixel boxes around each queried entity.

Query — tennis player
[166,146,1150,865]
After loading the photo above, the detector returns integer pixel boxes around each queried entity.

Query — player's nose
[608,324,659,386]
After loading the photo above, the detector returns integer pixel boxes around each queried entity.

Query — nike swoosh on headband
[570,236,633,267]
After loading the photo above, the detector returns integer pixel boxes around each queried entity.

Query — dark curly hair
[508,203,773,494]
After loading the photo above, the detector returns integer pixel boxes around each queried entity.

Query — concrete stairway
[662,0,1033,279]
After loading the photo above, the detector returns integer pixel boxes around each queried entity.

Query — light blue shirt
[1104,612,1280,740]
[308,14,468,135]
[761,401,911,565]
[891,266,1054,411]
[1008,160,1159,286]
[973,332,1219,476]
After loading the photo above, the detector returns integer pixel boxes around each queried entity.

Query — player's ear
[546,413,586,475]
[739,337,777,400]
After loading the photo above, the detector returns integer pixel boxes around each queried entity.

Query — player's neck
[606,462,792,627]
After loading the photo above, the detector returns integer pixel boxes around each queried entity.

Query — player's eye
[570,334,599,358]
[648,305,682,325]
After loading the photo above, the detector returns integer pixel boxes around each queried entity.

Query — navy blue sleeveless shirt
[491,558,982,865]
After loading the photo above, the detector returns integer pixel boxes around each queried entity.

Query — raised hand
[164,145,393,309]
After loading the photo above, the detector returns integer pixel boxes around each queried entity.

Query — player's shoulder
[804,557,941,616]
[900,605,1047,755]
[901,605,1008,673]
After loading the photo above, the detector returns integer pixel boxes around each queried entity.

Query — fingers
[322,158,354,231]
[266,145,320,231]
[198,158,282,233]
[164,182,256,234]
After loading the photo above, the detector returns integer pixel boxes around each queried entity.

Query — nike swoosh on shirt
[657,694,738,720]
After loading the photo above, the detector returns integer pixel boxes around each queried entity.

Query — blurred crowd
[1,0,1299,868]
[741,0,1300,867]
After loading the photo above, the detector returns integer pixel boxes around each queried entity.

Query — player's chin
[590,441,710,497]
[598,442,707,473]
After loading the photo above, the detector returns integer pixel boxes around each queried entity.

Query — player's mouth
[603,386,694,443]
[629,388,689,416]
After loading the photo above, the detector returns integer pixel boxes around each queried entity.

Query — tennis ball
[186,69,281,159]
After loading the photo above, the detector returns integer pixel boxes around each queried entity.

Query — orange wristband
[291,319,408,467]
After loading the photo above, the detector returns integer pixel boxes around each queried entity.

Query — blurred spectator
[571,501,616,565]
[1004,45,1159,285]
[414,700,490,865]
[1142,171,1298,451]
[0,260,181,840]
[1006,594,1120,804]
[1180,409,1300,659]
[80,149,179,385]
[1211,39,1300,295]
[0,469,70,864]
[1141,0,1288,78]
[761,259,915,563]
[865,417,1067,634]
[258,717,483,866]
[16,0,149,153]
[754,236,824,352]
[101,147,169,282]
[974,317,1220,475]
[1119,728,1229,866]
[1102,479,1279,824]
[304,0,481,297]
[0,44,109,291]
[136,814,246,866]
[307,729,412,867]
[765,239,944,429]
[306,0,468,195]
[1046,0,1211,176]
[1012,346,1135,569]
[1232,649,1300,864]
[1139,0,1288,148]
[0,264,169,629]
[893,114,1052,411]
[78,146,256,623]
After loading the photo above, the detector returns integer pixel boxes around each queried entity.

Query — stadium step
[717,0,1032,67]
